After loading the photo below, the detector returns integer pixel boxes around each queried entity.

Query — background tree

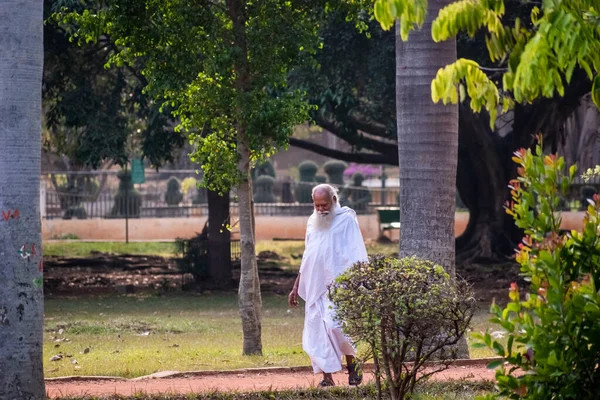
[56,0,322,355]
[0,0,45,397]
[46,0,232,287]
[289,4,591,263]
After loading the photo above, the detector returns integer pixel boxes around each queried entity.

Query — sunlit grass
[44,293,498,379]
[44,294,307,378]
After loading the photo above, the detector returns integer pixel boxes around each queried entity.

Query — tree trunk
[455,106,519,263]
[237,131,263,355]
[227,0,262,356]
[0,1,45,398]
[207,189,232,289]
[395,0,458,276]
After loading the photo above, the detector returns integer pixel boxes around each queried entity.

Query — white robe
[298,206,368,373]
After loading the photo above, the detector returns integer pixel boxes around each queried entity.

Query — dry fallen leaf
[71,359,78,365]
[82,347,90,354]
[50,354,62,362]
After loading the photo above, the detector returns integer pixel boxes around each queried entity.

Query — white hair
[311,183,338,202]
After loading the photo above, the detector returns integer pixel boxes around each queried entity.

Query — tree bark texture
[395,0,459,276]
[207,190,232,289]
[227,0,263,356]
[0,1,45,398]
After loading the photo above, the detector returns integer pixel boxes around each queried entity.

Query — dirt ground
[43,252,523,304]
[45,361,497,398]
[43,252,515,398]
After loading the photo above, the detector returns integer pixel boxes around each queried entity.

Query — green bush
[295,160,318,203]
[476,143,600,399]
[315,174,327,183]
[254,175,276,203]
[323,160,347,185]
[330,255,475,400]
[110,171,142,218]
[165,177,184,206]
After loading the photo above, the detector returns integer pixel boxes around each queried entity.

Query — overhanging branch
[289,137,397,165]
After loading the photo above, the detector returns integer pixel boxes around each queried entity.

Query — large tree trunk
[395,0,458,275]
[0,1,45,398]
[227,0,262,356]
[207,190,232,289]
[455,106,519,263]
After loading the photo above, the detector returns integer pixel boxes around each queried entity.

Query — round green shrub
[254,175,276,203]
[330,255,475,400]
[298,160,318,181]
[165,177,184,206]
[323,160,347,185]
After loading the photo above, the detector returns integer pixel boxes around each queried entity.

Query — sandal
[318,378,335,387]
[348,361,363,386]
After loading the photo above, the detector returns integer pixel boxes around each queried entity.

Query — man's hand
[288,287,299,307]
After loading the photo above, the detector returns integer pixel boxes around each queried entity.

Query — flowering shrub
[330,255,475,400]
[343,163,382,179]
[475,141,600,399]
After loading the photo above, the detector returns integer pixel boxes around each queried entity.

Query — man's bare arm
[288,273,301,307]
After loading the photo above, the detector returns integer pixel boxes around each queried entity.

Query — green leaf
[592,74,600,110]
[487,359,504,369]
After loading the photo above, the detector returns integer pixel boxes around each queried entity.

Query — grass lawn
[44,292,498,379]
[43,239,502,379]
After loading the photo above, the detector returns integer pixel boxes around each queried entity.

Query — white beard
[312,203,338,230]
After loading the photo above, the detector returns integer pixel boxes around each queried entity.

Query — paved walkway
[45,359,497,398]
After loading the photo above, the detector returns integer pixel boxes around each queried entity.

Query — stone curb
[45,357,501,383]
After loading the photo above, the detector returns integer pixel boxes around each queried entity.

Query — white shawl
[298,206,368,307]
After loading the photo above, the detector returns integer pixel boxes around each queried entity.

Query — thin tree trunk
[227,0,263,355]
[237,132,263,355]
[207,189,232,289]
[0,1,45,398]
[395,0,458,276]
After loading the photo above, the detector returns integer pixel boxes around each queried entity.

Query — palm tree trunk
[395,0,458,276]
[0,1,45,398]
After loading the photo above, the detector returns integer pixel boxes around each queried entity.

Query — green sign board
[131,158,146,184]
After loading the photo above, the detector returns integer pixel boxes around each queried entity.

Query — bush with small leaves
[330,255,475,400]
[476,141,600,399]
[254,175,276,203]
[165,177,184,206]
[323,160,347,185]
[295,160,318,203]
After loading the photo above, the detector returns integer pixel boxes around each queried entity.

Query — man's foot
[318,378,335,387]
[319,373,335,387]
[347,361,363,386]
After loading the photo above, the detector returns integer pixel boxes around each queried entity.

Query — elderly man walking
[288,183,368,387]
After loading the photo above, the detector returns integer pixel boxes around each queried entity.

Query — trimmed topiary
[295,160,318,203]
[323,160,347,185]
[110,171,142,218]
[165,177,184,206]
[254,175,277,203]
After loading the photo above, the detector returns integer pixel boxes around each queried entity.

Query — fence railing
[41,170,600,220]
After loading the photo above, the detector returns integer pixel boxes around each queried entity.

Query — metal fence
[41,170,600,220]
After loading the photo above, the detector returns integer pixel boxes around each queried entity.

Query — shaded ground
[43,252,523,304]
[45,360,497,398]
